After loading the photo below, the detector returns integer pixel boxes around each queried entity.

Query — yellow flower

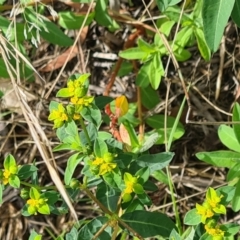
[73,113,81,120]
[205,224,224,239]
[196,203,214,223]
[99,162,117,175]
[2,165,18,185]
[3,169,11,185]
[90,154,117,176]
[70,96,94,107]
[124,181,134,194]
[48,103,68,128]
[27,187,50,215]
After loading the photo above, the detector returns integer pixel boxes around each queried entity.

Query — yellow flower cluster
[196,188,226,239]
[205,224,224,239]
[91,155,117,176]
[48,103,68,129]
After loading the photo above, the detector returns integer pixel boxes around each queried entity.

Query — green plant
[0,73,177,239]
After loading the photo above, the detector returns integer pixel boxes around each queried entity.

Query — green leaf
[232,179,240,211]
[140,85,160,110]
[153,127,185,144]
[115,61,133,77]
[0,59,9,78]
[29,187,40,200]
[65,227,78,240]
[25,8,74,46]
[4,154,17,170]
[42,191,59,205]
[227,162,240,182]
[95,0,119,31]
[79,123,97,145]
[169,229,181,240]
[28,230,42,240]
[146,114,184,129]
[96,182,120,212]
[40,19,74,46]
[38,203,50,215]
[156,0,182,12]
[53,143,71,152]
[94,138,108,157]
[119,47,148,60]
[174,48,191,62]
[137,38,156,53]
[103,168,122,189]
[149,53,164,89]
[218,125,240,152]
[231,0,240,27]
[139,133,159,152]
[174,26,193,48]
[56,88,72,97]
[232,102,240,144]
[58,11,94,29]
[0,0,7,4]
[81,104,102,127]
[136,152,174,174]
[94,96,113,109]
[78,216,112,240]
[65,120,78,137]
[224,223,240,236]
[196,150,240,168]
[136,62,150,87]
[18,165,38,180]
[121,210,176,238]
[64,153,83,185]
[184,208,201,225]
[194,28,211,61]
[202,0,235,52]
[159,20,175,37]
[135,167,150,183]
[152,170,169,185]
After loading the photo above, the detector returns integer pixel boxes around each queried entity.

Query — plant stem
[79,117,92,146]
[83,187,143,239]
[166,167,182,234]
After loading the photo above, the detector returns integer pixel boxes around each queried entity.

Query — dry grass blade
[45,0,95,99]
[0,34,78,221]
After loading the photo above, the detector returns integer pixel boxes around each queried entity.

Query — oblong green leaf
[40,20,74,46]
[140,85,160,110]
[194,28,211,61]
[96,182,120,212]
[232,103,240,144]
[218,125,240,152]
[78,216,112,240]
[196,150,240,168]
[136,152,174,173]
[119,47,148,60]
[184,208,201,225]
[231,0,240,27]
[121,210,176,238]
[94,138,108,157]
[64,153,83,185]
[149,53,164,90]
[232,179,240,212]
[202,0,235,52]
[58,11,94,29]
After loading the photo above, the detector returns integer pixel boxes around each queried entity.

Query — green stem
[21,181,56,190]
[82,186,144,239]
[166,167,182,234]
[79,117,92,146]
